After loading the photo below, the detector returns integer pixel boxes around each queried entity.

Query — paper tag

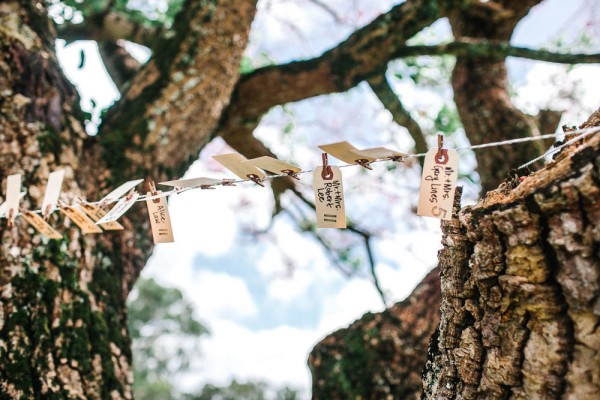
[146,192,174,243]
[79,202,124,230]
[96,192,139,224]
[42,170,64,216]
[60,205,103,234]
[0,191,26,218]
[98,179,143,205]
[3,174,22,220]
[313,167,346,228]
[20,211,62,239]
[319,142,405,164]
[417,149,459,220]
[213,153,266,180]
[242,156,301,174]
[160,177,222,188]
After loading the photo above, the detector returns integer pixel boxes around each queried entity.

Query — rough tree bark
[0,0,255,398]
[422,111,600,399]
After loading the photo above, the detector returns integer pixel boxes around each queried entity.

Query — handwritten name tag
[79,202,124,230]
[96,192,139,224]
[145,192,174,243]
[20,211,62,239]
[313,167,346,228]
[417,149,459,220]
[60,205,103,234]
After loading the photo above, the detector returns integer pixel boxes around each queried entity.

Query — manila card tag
[79,202,124,230]
[96,192,140,224]
[145,192,174,243]
[417,149,459,220]
[60,205,103,234]
[20,211,62,239]
[313,167,346,228]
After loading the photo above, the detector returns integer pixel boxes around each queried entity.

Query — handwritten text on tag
[96,192,139,224]
[20,211,62,239]
[313,167,346,228]
[146,192,174,243]
[61,206,103,234]
[79,202,124,230]
[417,149,459,220]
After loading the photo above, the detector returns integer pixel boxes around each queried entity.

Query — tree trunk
[422,111,600,399]
[0,1,255,398]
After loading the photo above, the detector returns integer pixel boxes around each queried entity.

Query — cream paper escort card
[96,192,140,224]
[160,177,222,188]
[79,202,124,230]
[212,153,266,180]
[98,179,144,206]
[4,174,22,222]
[60,205,103,234]
[319,142,406,164]
[145,192,174,243]
[20,210,62,239]
[241,156,301,174]
[41,170,64,217]
[313,167,346,228]
[417,149,459,220]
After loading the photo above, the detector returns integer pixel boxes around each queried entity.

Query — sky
[53,0,600,396]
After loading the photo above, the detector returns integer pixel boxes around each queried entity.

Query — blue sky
[54,0,600,395]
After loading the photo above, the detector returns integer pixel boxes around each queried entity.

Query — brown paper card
[79,202,124,230]
[60,205,103,234]
[146,192,174,243]
[213,153,266,180]
[99,179,143,206]
[42,170,64,216]
[417,149,459,220]
[313,166,346,228]
[20,210,62,239]
[242,156,301,174]
[96,192,139,224]
[319,142,405,164]
[159,177,222,188]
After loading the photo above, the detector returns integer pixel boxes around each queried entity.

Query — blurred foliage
[48,0,185,29]
[128,278,300,400]
[128,277,208,399]
[186,380,299,400]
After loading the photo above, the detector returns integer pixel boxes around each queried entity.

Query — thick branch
[218,0,455,144]
[97,41,141,92]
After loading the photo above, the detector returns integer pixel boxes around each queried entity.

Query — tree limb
[97,41,141,92]
[367,74,429,157]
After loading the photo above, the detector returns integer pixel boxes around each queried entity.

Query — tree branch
[97,41,141,92]
[218,0,451,144]
[367,74,429,157]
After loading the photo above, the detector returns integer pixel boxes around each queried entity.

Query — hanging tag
[42,170,64,218]
[313,167,346,228]
[60,205,103,234]
[145,191,174,243]
[159,177,222,188]
[212,153,266,180]
[98,179,144,206]
[79,202,124,230]
[0,191,26,219]
[417,149,459,220]
[20,210,62,239]
[96,192,139,224]
[3,174,22,223]
[319,142,406,166]
[242,156,301,175]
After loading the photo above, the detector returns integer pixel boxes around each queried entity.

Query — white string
[3,126,599,220]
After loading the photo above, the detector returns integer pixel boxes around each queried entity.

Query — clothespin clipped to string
[96,186,140,225]
[41,170,64,220]
[241,156,302,180]
[98,179,144,208]
[1,174,23,227]
[321,153,333,180]
[417,133,459,220]
[58,200,103,234]
[318,141,407,170]
[212,153,266,187]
